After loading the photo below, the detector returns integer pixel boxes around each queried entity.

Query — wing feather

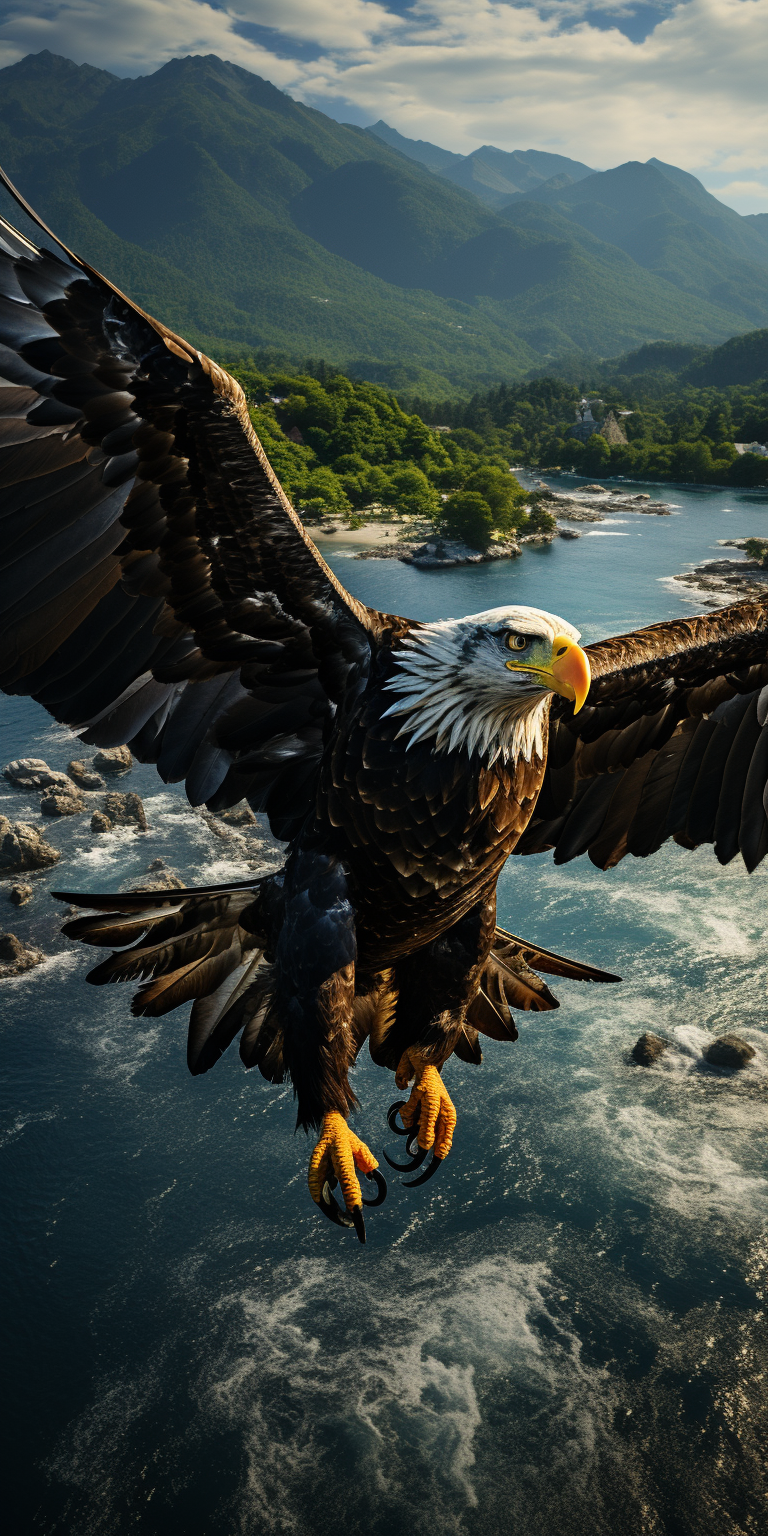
[520,600,768,872]
[0,168,409,840]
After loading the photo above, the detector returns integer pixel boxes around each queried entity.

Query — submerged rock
[103,791,148,830]
[4,758,72,791]
[8,882,33,906]
[0,817,60,872]
[632,1032,669,1065]
[41,785,86,817]
[704,1034,756,1069]
[0,931,46,978]
[93,745,132,776]
[67,759,106,791]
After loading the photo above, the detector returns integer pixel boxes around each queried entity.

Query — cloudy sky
[0,0,765,213]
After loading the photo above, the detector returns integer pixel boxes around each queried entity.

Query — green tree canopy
[441,491,494,550]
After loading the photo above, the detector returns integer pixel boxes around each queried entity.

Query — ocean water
[2,478,766,1536]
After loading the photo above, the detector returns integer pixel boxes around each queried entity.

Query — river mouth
[3,476,767,1535]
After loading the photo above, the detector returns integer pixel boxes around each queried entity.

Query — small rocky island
[670,539,768,604]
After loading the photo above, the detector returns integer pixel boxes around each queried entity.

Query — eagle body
[1,166,766,1238]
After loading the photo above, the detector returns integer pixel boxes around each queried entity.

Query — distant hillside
[364,120,463,174]
[366,122,593,208]
[502,160,768,329]
[551,328,768,390]
[0,51,763,391]
[745,213,768,244]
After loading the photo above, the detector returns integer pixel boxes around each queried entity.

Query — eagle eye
[506,632,529,652]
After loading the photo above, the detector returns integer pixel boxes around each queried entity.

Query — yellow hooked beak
[549,635,591,714]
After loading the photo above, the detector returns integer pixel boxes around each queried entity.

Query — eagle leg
[386,1055,457,1187]
[307,1110,383,1243]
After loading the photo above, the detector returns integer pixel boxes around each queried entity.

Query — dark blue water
[2,479,766,1536]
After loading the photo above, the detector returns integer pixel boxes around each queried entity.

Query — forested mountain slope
[0,50,761,390]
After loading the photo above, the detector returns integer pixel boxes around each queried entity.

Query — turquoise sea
[2,477,766,1535]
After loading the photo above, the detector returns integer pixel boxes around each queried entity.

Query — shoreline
[665,557,768,605]
[529,470,768,496]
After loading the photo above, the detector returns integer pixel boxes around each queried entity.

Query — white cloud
[0,0,765,204]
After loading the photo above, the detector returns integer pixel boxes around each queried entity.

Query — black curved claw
[351,1205,366,1244]
[383,1141,429,1173]
[362,1169,387,1207]
[403,1154,443,1188]
[318,1181,354,1229]
[387,1101,420,1136]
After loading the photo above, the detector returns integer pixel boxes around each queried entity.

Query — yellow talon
[394,1052,457,1160]
[308,1110,379,1212]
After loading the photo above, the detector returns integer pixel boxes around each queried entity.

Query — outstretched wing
[0,170,406,840]
[518,600,768,870]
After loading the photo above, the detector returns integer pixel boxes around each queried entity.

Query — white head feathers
[382,605,581,766]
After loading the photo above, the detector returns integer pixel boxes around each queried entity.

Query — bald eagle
[1,172,766,1242]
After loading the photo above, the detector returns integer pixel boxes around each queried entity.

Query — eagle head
[384,605,591,765]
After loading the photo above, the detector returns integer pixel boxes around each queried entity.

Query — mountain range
[0,50,765,393]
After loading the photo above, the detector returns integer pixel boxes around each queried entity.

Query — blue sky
[0,0,765,213]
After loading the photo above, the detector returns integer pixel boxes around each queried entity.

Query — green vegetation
[745,538,768,567]
[230,364,538,543]
[405,339,768,488]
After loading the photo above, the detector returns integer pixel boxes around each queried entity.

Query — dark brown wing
[517,601,768,871]
[0,170,407,840]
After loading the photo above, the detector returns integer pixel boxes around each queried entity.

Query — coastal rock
[103,791,148,830]
[0,817,60,872]
[131,858,185,892]
[669,558,768,605]
[632,1032,669,1066]
[0,931,46,978]
[582,483,608,493]
[4,758,72,791]
[405,537,521,569]
[219,803,257,827]
[67,759,106,791]
[558,528,581,539]
[519,532,556,545]
[93,745,132,776]
[90,811,113,834]
[41,784,86,817]
[704,1034,756,1069]
[8,882,33,906]
[200,809,241,842]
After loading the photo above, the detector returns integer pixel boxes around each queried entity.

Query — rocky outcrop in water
[4,758,72,791]
[103,791,148,830]
[8,882,33,906]
[219,804,257,827]
[90,810,113,834]
[93,745,132,776]
[67,759,106,791]
[41,784,86,817]
[131,858,185,892]
[403,537,522,569]
[632,1032,669,1065]
[0,817,60,872]
[704,1034,756,1069]
[669,558,768,605]
[0,931,46,978]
